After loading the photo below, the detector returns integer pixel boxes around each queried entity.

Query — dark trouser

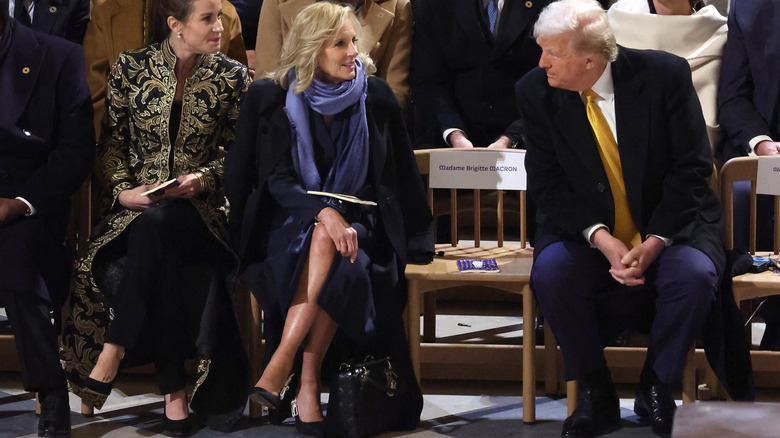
[0,220,69,393]
[531,241,717,384]
[105,200,223,395]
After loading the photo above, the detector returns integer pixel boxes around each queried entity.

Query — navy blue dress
[262,106,399,344]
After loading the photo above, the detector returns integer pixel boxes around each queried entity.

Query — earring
[177,32,182,39]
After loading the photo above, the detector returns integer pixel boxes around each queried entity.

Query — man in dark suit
[0,4,94,436]
[410,0,552,149]
[516,1,724,437]
[8,0,89,44]
[718,0,780,350]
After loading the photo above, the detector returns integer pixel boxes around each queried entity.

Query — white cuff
[583,223,608,248]
[748,135,773,156]
[443,128,465,146]
[14,197,35,217]
[647,234,672,247]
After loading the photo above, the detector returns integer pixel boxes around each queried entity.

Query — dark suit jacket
[411,0,550,148]
[17,0,90,44]
[0,19,94,302]
[225,76,433,277]
[717,0,780,161]
[516,47,724,275]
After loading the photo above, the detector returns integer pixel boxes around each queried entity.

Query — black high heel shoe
[163,408,192,437]
[291,399,326,437]
[80,376,115,410]
[248,373,294,410]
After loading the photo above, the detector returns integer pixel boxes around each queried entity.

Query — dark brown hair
[147,0,197,44]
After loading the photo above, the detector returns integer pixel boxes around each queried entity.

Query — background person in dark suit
[717,0,780,351]
[7,0,89,44]
[410,0,552,149]
[0,4,94,436]
[516,1,723,437]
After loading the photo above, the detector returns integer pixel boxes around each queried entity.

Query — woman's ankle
[164,390,189,420]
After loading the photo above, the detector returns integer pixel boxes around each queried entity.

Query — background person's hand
[448,130,474,149]
[0,198,28,225]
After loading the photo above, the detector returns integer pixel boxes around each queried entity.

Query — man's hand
[755,140,780,155]
[591,227,630,271]
[487,135,513,149]
[448,130,474,149]
[610,236,666,286]
[0,198,28,225]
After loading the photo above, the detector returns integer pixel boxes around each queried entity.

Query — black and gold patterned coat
[61,39,250,417]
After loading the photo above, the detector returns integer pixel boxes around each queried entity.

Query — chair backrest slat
[414,149,527,249]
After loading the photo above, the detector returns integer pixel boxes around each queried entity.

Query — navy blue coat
[717,0,780,161]
[0,19,94,303]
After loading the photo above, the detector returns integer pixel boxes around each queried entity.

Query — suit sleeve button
[596,183,606,192]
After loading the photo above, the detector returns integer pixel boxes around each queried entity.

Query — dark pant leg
[645,245,718,384]
[106,200,223,394]
[530,241,617,381]
[0,225,67,393]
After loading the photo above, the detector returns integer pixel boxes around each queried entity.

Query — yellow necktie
[583,89,641,249]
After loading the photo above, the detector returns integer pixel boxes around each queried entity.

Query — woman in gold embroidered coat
[61,0,249,432]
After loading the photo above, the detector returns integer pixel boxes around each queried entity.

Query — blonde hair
[534,0,617,62]
[271,2,376,93]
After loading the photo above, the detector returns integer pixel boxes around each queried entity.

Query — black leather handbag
[326,356,411,438]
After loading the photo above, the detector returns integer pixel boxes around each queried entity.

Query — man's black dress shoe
[561,366,620,438]
[634,383,676,438]
[38,389,71,437]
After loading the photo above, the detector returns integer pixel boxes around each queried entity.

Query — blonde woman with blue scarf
[225,3,433,436]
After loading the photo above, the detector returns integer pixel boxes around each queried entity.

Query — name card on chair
[429,149,526,190]
[756,156,780,195]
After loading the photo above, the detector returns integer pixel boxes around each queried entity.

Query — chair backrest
[720,156,780,254]
[414,149,528,248]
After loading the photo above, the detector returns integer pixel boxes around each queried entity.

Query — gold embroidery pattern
[61,39,248,408]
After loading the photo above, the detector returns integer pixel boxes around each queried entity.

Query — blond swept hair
[271,2,376,93]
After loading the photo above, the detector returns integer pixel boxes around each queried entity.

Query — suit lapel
[0,24,45,130]
[612,49,648,213]
[31,0,63,35]
[553,89,607,183]
[456,0,491,44]
[494,0,537,55]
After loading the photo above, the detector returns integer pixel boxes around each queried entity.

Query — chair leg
[522,285,536,424]
[422,292,436,343]
[35,393,41,415]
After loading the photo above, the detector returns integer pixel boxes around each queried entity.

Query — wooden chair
[720,156,780,383]
[404,148,537,423]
